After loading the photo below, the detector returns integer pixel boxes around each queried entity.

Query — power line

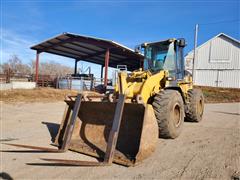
[200,19,240,25]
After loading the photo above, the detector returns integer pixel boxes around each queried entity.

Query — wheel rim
[197,98,204,117]
[173,103,181,127]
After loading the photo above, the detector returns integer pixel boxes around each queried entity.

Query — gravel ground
[1,102,240,180]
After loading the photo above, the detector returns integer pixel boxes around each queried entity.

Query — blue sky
[1,0,239,76]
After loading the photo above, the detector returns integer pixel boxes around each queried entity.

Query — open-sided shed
[31,32,144,86]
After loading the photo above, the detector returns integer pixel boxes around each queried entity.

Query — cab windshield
[143,41,176,72]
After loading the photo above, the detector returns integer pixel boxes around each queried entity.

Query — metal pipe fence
[56,75,109,91]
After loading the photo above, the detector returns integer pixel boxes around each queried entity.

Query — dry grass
[0,88,96,103]
[1,86,239,103]
[196,86,240,103]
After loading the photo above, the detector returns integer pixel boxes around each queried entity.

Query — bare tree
[1,55,31,74]
[1,55,73,76]
[30,60,73,76]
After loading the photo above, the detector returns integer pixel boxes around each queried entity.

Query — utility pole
[192,24,198,83]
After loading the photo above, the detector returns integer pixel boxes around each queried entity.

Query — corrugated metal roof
[31,32,144,71]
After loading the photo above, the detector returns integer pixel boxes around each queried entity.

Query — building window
[185,58,192,70]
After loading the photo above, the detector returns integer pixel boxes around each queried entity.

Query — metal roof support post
[104,48,110,87]
[74,59,78,75]
[35,51,40,83]
[101,65,104,83]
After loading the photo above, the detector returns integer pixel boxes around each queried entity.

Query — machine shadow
[213,111,240,116]
[0,172,14,180]
[26,163,96,167]
[42,122,60,143]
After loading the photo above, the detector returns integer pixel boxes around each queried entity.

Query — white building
[185,33,240,88]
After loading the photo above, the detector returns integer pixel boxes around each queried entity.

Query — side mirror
[178,38,186,47]
[134,45,142,53]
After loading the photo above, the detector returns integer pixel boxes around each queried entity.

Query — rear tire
[152,90,184,139]
[185,89,204,122]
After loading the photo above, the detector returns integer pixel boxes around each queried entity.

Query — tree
[30,60,73,76]
[0,55,73,76]
[1,55,31,74]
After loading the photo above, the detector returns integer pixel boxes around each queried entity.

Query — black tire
[185,89,204,122]
[152,90,185,139]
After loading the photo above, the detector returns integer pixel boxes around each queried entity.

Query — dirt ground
[1,102,240,180]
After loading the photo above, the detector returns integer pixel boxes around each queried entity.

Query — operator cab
[140,38,186,80]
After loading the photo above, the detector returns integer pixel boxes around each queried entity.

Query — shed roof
[31,32,144,71]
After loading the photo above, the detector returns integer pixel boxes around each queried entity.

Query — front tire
[152,90,185,139]
[185,89,204,122]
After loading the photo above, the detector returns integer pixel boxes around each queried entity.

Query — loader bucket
[55,100,158,166]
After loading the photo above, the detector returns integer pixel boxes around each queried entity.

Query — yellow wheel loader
[4,38,204,167]
[53,38,204,165]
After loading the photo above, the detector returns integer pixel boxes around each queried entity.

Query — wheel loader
[4,38,204,167]
[52,38,204,165]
